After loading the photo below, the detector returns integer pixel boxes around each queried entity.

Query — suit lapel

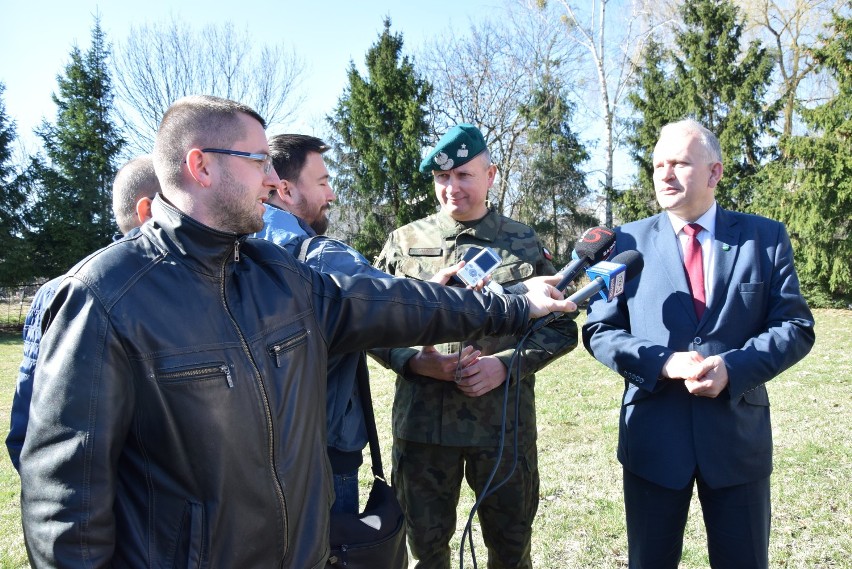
[707,207,740,325]
[650,213,698,323]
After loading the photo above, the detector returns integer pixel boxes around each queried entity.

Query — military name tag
[408,248,443,257]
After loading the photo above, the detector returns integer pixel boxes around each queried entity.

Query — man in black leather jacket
[19,95,576,569]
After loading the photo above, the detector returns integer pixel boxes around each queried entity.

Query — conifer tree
[517,74,593,263]
[624,0,776,221]
[755,12,852,306]
[621,39,682,220]
[27,17,124,278]
[327,18,433,261]
[0,83,33,285]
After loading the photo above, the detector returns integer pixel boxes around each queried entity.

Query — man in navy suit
[583,119,815,568]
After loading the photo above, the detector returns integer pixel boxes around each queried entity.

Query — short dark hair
[153,95,266,190]
[268,134,330,182]
[112,155,160,234]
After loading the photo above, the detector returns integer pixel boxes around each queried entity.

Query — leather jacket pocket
[268,328,310,367]
[169,500,205,569]
[156,362,234,388]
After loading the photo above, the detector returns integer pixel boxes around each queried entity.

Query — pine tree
[755,12,852,306]
[0,83,33,285]
[622,39,683,221]
[327,18,433,261]
[517,74,593,264]
[623,0,776,222]
[27,17,124,278]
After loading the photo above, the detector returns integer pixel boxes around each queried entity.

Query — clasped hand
[407,345,508,398]
[661,351,729,398]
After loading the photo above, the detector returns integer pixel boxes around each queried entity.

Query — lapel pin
[722,244,731,251]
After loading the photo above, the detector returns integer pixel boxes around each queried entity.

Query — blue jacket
[583,207,815,490]
[6,276,63,471]
[254,205,390,456]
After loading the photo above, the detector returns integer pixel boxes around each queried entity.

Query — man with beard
[19,95,577,568]
[254,134,386,515]
[255,134,558,518]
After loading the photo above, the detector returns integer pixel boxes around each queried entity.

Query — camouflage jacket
[372,207,579,447]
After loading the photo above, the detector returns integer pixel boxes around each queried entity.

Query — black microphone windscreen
[609,250,644,280]
[573,227,616,263]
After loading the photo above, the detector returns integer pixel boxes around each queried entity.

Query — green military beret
[419,123,487,173]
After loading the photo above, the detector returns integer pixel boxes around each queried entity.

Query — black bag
[326,357,408,568]
[327,476,407,567]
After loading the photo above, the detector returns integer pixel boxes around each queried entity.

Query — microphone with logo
[552,226,616,294]
[529,250,643,333]
[523,227,615,333]
[566,249,644,305]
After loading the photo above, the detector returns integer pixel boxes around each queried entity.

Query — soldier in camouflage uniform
[373,124,579,569]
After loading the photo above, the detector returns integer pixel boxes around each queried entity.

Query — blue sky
[1,0,501,149]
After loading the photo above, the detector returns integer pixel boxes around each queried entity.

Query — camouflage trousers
[392,438,540,569]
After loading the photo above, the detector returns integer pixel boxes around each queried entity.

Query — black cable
[458,327,534,569]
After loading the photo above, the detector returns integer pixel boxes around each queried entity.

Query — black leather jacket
[19,196,530,568]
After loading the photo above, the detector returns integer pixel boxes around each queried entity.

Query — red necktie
[682,223,706,319]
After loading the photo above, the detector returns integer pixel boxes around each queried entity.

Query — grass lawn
[1,309,849,567]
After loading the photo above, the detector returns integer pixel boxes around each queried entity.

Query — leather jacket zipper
[219,249,289,556]
[268,330,310,367]
[156,363,233,388]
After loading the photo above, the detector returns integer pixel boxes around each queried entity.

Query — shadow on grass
[0,330,22,345]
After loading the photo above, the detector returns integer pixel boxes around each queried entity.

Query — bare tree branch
[530,0,671,226]
[735,0,843,137]
[113,17,306,155]
[420,11,579,217]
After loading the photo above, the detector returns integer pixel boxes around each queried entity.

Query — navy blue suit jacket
[583,207,815,490]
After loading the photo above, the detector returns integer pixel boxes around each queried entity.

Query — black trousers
[623,467,770,569]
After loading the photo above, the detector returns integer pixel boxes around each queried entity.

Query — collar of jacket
[145,194,248,277]
[263,202,317,237]
[436,204,500,242]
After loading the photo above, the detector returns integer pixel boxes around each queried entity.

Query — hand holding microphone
[522,226,615,333]
[529,250,644,332]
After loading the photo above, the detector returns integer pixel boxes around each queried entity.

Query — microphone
[567,250,644,305]
[528,250,643,333]
[553,226,616,293]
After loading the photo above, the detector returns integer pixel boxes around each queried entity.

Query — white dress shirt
[665,202,717,310]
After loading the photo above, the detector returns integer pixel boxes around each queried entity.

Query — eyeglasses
[201,148,274,175]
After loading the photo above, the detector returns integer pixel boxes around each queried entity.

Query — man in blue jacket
[583,119,815,568]
[254,134,487,514]
[253,133,386,514]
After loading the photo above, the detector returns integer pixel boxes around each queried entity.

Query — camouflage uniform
[373,206,578,569]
